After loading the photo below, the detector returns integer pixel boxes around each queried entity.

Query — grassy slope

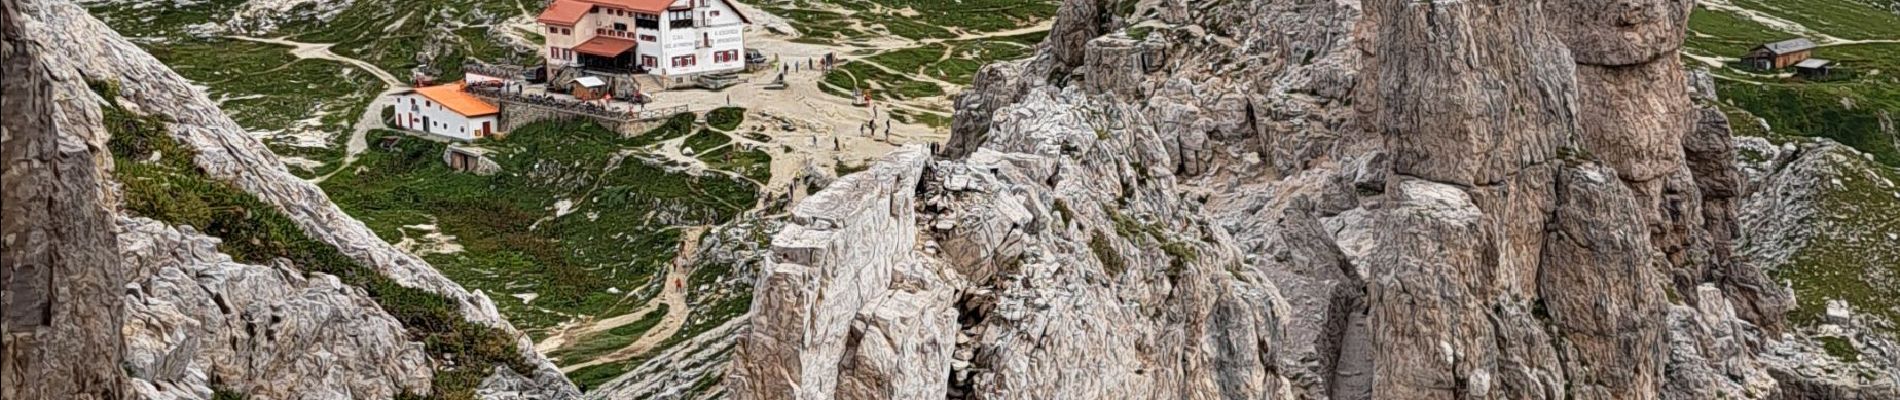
[143,38,380,178]
[1687,1,1900,166]
[1768,150,1900,329]
[320,117,760,335]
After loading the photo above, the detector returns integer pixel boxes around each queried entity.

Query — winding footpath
[554,226,704,373]
[228,36,405,183]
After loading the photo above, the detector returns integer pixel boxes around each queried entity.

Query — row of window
[712,50,740,63]
[671,55,697,68]
[597,28,635,39]
[549,46,575,61]
[545,26,572,35]
[599,7,659,19]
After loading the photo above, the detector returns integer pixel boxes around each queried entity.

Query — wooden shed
[1743,38,1816,70]
[572,76,609,100]
[1795,58,1834,79]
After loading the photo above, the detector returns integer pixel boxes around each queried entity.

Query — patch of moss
[567,359,642,392]
[1090,230,1126,278]
[1819,336,1861,362]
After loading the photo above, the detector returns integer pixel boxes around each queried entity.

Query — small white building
[394,83,501,141]
[537,0,751,80]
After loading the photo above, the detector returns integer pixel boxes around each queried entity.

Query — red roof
[573,36,637,57]
[537,0,591,26]
[414,83,499,117]
[589,0,677,13]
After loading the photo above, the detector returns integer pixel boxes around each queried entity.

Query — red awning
[573,36,637,57]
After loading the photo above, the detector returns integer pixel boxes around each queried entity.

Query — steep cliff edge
[729,0,1894,399]
[2,0,578,398]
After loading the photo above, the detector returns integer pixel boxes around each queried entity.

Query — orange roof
[537,0,591,25]
[573,36,637,57]
[414,83,499,117]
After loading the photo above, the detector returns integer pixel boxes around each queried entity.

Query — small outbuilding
[394,83,501,141]
[573,76,609,100]
[443,145,501,175]
[1794,58,1834,79]
[1743,38,1817,70]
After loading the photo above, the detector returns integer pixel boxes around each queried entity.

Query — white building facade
[394,83,501,141]
[538,0,749,79]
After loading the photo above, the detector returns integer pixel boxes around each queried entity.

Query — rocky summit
[726,0,1895,399]
[6,0,1900,399]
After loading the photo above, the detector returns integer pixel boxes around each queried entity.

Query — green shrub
[706,107,746,131]
[1819,336,1860,362]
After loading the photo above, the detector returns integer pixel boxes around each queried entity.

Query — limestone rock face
[728,147,950,399]
[3,0,578,398]
[1047,0,1104,69]
[726,0,1883,398]
[2,0,127,396]
[1544,0,1693,66]
[118,217,433,399]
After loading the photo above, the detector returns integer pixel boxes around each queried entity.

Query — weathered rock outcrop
[3,0,578,398]
[3,0,127,396]
[118,217,432,399]
[728,0,1879,399]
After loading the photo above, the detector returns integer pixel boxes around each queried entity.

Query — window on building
[643,55,657,68]
[614,23,628,31]
[669,10,694,28]
[639,34,657,42]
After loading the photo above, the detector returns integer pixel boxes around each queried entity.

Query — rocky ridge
[728,0,1896,399]
[3,0,578,398]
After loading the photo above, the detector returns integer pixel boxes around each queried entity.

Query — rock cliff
[729,0,1892,399]
[2,0,578,398]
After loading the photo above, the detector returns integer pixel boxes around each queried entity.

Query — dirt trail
[230,36,406,183]
[556,226,705,373]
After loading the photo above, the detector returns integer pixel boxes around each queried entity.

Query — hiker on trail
[833,137,840,151]
[726,94,731,106]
